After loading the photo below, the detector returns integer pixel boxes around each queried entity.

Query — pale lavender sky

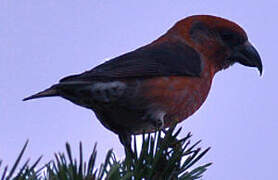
[0,0,277,179]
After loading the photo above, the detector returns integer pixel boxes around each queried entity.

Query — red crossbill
[24,15,262,151]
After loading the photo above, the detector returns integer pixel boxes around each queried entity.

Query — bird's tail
[23,81,92,101]
[23,85,59,101]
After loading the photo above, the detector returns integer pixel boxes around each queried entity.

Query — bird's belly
[139,76,212,127]
[97,75,212,134]
[62,75,212,135]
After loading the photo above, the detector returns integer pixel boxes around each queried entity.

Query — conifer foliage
[0,126,211,180]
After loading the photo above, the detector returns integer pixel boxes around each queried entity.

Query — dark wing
[60,41,202,82]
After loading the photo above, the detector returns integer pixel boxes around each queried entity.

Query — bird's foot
[143,111,166,129]
[150,117,164,129]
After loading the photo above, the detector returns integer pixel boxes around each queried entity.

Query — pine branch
[0,126,211,180]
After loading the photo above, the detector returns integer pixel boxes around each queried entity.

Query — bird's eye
[219,31,240,47]
[220,33,235,41]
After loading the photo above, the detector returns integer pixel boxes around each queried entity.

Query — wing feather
[60,41,202,82]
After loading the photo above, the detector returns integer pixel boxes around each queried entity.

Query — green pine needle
[0,126,211,180]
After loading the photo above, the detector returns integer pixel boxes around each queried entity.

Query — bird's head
[170,15,263,75]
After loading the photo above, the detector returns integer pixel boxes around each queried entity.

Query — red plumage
[24,15,262,150]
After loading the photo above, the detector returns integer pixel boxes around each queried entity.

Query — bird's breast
[139,73,213,127]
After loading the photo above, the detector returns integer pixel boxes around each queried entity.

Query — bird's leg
[118,133,134,157]
[151,117,164,129]
[144,111,166,129]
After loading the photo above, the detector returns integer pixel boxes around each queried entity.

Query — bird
[23,15,262,152]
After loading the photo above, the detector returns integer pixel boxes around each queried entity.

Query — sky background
[0,0,277,179]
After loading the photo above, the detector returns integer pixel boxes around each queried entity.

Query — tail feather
[23,86,58,101]
[23,81,92,101]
